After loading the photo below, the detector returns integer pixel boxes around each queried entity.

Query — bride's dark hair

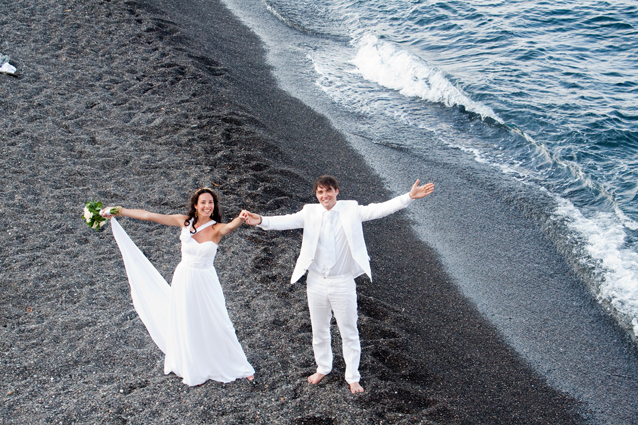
[185,188,222,232]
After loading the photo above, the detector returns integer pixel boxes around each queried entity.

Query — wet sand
[1,0,587,423]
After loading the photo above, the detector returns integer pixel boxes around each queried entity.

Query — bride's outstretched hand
[100,206,122,218]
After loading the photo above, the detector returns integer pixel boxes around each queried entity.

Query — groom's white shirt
[259,193,413,283]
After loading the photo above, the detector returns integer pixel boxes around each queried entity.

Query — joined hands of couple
[240,210,261,226]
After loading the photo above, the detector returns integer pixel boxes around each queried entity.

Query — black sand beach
[1,0,589,423]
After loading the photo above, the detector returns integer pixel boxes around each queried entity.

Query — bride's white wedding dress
[110,218,255,386]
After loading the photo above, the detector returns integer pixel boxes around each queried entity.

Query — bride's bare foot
[247,375,255,381]
[307,372,326,384]
[349,382,364,394]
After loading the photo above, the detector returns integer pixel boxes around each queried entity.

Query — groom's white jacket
[258,193,413,283]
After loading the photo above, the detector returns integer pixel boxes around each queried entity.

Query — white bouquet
[83,200,120,231]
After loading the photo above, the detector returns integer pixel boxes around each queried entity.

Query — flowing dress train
[110,218,255,386]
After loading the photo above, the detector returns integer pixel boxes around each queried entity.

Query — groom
[241,175,434,393]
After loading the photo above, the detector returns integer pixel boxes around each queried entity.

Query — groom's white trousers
[306,271,361,384]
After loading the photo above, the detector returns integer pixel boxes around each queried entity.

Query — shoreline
[1,0,588,423]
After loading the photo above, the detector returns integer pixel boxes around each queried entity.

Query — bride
[101,187,255,386]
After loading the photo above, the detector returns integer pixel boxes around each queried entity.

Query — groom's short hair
[313,175,339,193]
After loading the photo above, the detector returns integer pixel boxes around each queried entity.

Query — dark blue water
[218,0,638,422]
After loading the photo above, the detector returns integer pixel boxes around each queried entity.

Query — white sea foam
[350,35,500,121]
[555,197,638,336]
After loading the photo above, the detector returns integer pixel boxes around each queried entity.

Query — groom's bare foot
[349,382,364,394]
[307,372,326,384]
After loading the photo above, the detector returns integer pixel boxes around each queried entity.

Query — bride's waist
[178,254,216,269]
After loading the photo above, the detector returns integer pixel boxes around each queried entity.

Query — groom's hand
[240,210,262,226]
[409,179,435,199]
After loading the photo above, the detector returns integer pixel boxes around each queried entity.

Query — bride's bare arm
[102,207,186,227]
[215,215,245,238]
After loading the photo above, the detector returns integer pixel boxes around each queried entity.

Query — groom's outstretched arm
[240,209,305,231]
[358,179,434,222]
